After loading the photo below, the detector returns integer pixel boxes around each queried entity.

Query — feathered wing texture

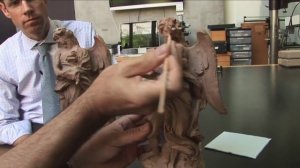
[186,31,227,114]
[88,35,112,75]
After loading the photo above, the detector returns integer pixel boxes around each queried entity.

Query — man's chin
[23,27,46,40]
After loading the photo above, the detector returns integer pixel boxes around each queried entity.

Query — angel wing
[185,31,227,114]
[88,35,112,75]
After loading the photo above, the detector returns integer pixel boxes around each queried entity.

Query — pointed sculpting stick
[158,35,172,114]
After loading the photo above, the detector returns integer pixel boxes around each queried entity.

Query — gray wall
[48,0,75,20]
[0,12,16,44]
[75,0,225,45]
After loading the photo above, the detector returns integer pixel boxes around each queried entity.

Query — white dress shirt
[0,19,96,144]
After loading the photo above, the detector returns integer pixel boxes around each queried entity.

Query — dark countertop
[130,64,300,168]
[201,65,300,168]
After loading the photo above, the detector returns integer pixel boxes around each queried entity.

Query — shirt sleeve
[0,58,32,145]
[70,21,96,48]
[90,22,96,46]
[0,120,32,145]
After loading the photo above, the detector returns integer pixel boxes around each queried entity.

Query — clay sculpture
[139,17,227,168]
[52,28,111,110]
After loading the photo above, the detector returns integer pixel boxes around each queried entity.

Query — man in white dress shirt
[0,0,96,145]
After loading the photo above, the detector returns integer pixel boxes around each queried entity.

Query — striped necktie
[37,43,60,123]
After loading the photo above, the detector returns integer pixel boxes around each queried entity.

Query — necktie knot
[36,43,51,57]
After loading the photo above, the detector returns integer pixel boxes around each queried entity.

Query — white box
[138,47,147,54]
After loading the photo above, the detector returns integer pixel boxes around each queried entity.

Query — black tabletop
[201,65,300,168]
[129,65,300,168]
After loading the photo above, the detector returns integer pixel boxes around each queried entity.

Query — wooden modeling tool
[158,35,172,114]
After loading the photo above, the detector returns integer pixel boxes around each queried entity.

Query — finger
[117,114,144,130]
[137,54,182,97]
[164,54,183,94]
[158,40,182,95]
[114,122,152,147]
[120,43,171,77]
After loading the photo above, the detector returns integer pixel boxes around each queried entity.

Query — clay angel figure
[52,28,111,110]
[138,18,227,168]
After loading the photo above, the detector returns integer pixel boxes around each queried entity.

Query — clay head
[158,17,184,44]
[53,27,79,48]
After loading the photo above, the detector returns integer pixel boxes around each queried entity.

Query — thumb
[115,122,152,146]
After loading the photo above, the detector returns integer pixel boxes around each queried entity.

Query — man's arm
[0,95,109,168]
[70,115,152,168]
[0,46,33,145]
[0,77,33,145]
[0,42,182,168]
[0,145,10,156]
[0,135,30,157]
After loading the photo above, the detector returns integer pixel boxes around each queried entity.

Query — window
[121,21,159,49]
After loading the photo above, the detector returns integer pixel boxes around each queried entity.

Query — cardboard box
[241,22,268,65]
[210,30,226,42]
[217,53,231,66]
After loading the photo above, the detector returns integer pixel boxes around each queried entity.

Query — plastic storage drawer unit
[227,29,252,37]
[231,51,252,58]
[229,44,252,52]
[231,58,252,65]
[228,37,251,44]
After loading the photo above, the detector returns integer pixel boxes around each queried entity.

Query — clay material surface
[53,28,111,110]
[139,17,227,168]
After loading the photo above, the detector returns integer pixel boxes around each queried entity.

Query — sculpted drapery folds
[139,18,227,168]
[53,28,111,110]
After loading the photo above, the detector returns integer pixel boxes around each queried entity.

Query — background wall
[225,1,300,27]
[48,0,75,20]
[2,1,300,46]
[0,13,16,44]
[225,1,269,26]
[225,1,300,44]
[74,0,225,45]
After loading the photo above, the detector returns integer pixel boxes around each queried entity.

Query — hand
[83,42,182,116]
[70,115,151,168]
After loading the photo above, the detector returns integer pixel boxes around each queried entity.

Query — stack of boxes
[278,50,300,67]
[210,30,231,67]
[227,28,253,65]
